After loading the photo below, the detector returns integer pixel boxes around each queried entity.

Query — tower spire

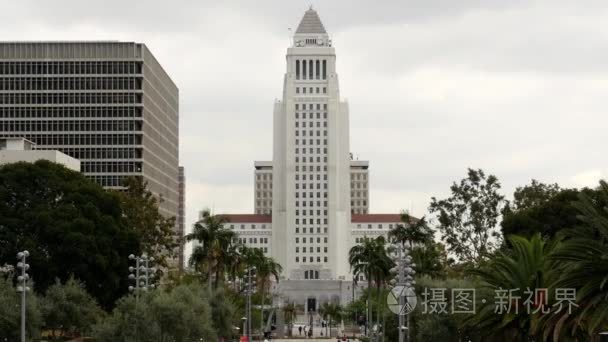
[295,7,326,34]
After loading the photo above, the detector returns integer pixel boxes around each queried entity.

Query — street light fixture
[128,253,156,301]
[16,250,30,342]
[392,244,416,342]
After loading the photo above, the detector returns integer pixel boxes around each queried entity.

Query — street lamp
[128,253,156,301]
[391,244,416,342]
[244,266,256,340]
[16,250,30,342]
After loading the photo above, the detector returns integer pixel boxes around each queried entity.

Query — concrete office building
[0,137,80,171]
[219,9,406,311]
[0,42,181,264]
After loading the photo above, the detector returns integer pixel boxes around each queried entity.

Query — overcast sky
[1,1,606,245]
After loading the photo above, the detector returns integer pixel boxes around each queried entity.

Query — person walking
[298,325,303,336]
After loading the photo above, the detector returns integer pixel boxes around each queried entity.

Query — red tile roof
[220,214,272,223]
[351,214,402,223]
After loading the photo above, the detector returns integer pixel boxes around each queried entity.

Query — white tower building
[216,9,407,312]
[272,8,351,281]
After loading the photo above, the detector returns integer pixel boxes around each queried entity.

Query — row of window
[226,224,269,230]
[255,173,272,180]
[295,156,328,163]
[295,165,328,172]
[0,61,143,75]
[86,174,129,187]
[295,147,328,155]
[296,237,328,243]
[296,256,328,263]
[295,111,327,119]
[352,209,369,214]
[0,133,142,146]
[55,147,142,160]
[295,130,327,137]
[351,182,368,189]
[295,59,327,80]
[295,139,327,146]
[295,103,327,111]
[237,237,269,244]
[82,161,142,173]
[0,119,142,132]
[295,227,328,234]
[304,270,320,279]
[296,201,328,208]
[296,246,328,253]
[295,192,327,199]
[295,87,326,94]
[354,223,396,230]
[0,77,142,91]
[256,183,272,189]
[295,120,326,128]
[0,93,142,105]
[0,106,142,118]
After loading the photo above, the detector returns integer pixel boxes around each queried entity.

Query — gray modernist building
[0,41,181,263]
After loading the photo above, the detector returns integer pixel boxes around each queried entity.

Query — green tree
[0,161,141,308]
[319,302,343,337]
[388,211,433,247]
[93,283,218,342]
[255,252,282,335]
[543,180,608,340]
[511,179,561,212]
[409,242,448,279]
[502,186,587,240]
[186,209,237,288]
[429,168,506,264]
[209,287,236,339]
[463,234,549,341]
[348,236,393,334]
[0,276,41,341]
[40,277,103,339]
[118,177,178,269]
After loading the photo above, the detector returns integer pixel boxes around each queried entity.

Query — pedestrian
[299,325,302,335]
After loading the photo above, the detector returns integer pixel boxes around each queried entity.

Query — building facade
[218,9,405,311]
[0,42,181,264]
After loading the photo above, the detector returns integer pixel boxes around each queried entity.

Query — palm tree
[388,211,433,248]
[319,302,343,337]
[348,236,393,335]
[462,234,549,341]
[255,253,283,335]
[185,209,237,288]
[542,180,608,340]
[283,302,297,337]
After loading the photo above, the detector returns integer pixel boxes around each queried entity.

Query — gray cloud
[1,1,605,251]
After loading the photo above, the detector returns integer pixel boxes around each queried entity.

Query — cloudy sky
[1,1,606,243]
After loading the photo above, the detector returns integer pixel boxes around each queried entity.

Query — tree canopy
[0,161,141,308]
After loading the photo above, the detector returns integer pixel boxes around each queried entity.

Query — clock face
[296,40,304,47]
[317,38,324,46]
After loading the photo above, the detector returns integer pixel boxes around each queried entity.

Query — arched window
[296,60,300,80]
[302,60,307,80]
[304,270,309,279]
[315,60,320,79]
[315,271,319,279]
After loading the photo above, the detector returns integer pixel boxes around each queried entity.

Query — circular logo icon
[387,285,417,315]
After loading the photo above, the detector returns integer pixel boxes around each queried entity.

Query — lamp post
[390,244,416,342]
[244,266,256,340]
[128,253,156,301]
[16,250,30,342]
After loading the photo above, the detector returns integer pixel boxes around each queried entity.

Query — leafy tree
[502,187,581,240]
[410,242,448,279]
[429,168,506,264]
[40,277,103,339]
[208,287,236,339]
[511,179,561,212]
[0,276,41,341]
[0,161,141,308]
[118,177,178,269]
[93,283,218,342]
